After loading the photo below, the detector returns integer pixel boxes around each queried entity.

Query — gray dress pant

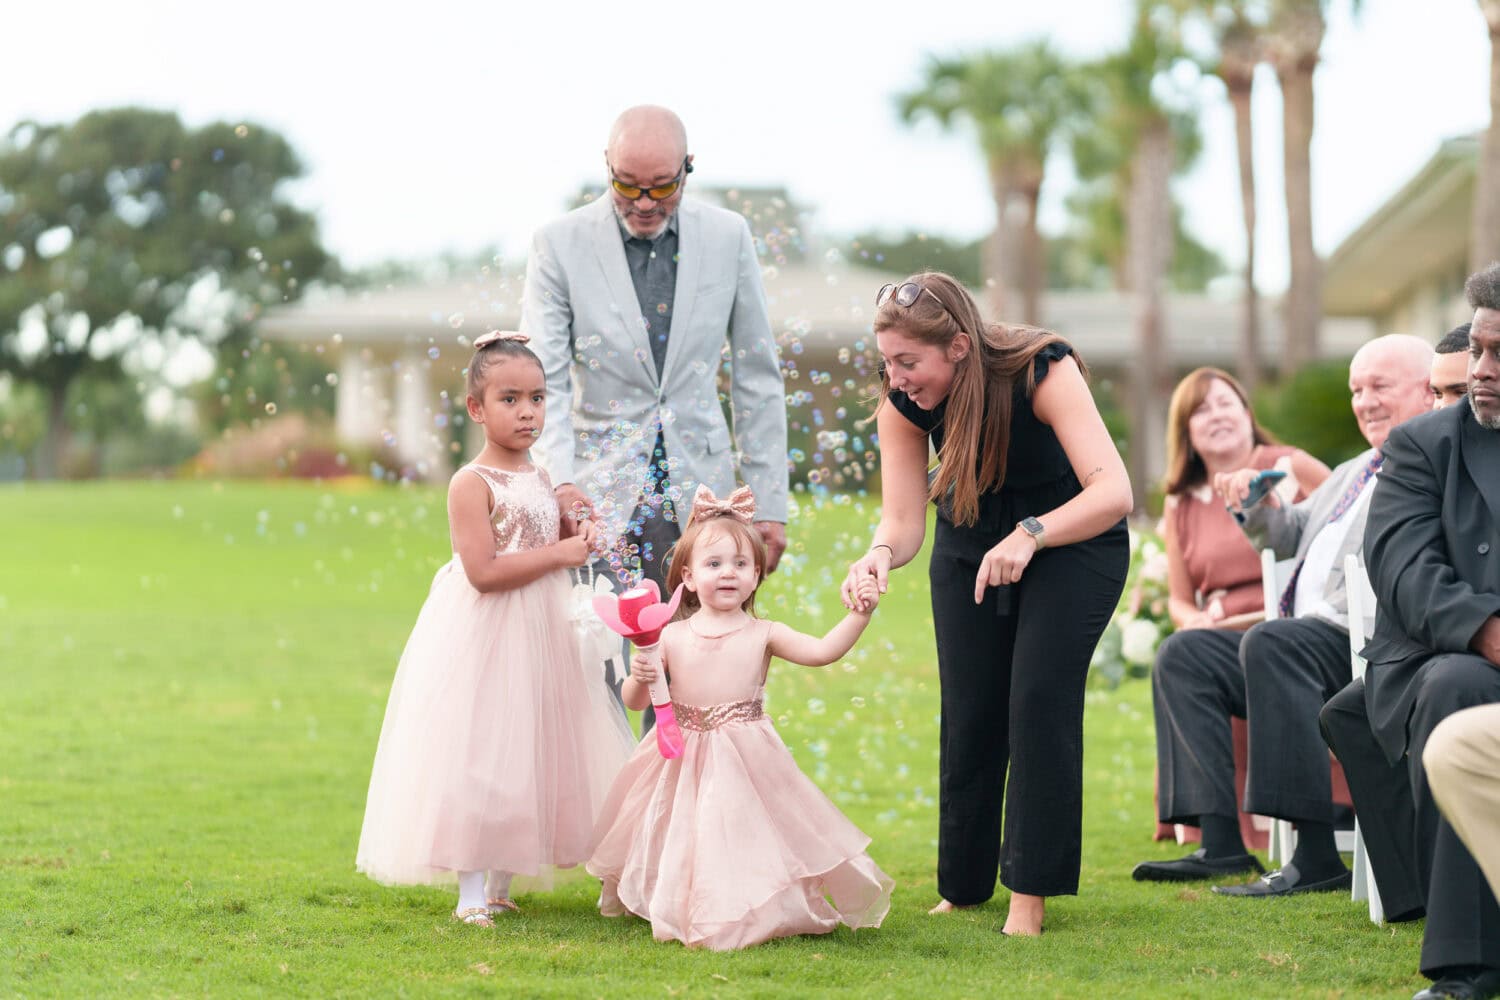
[1154,616,1350,826]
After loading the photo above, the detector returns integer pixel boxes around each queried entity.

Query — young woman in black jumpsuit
[841,272,1132,936]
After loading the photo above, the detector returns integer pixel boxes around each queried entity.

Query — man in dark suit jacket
[1322,265,1500,1000]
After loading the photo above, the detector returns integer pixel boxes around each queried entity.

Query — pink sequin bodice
[467,464,559,553]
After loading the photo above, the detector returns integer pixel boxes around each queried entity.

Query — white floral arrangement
[1090,526,1174,688]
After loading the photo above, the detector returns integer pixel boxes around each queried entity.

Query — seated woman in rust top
[1154,368,1328,845]
[1162,368,1328,631]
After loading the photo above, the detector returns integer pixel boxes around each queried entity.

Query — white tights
[456,870,514,912]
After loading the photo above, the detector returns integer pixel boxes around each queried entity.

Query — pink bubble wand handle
[592,581,687,760]
[632,640,685,759]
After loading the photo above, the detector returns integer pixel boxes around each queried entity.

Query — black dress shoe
[1211,861,1352,897]
[1386,905,1427,924]
[1412,968,1500,1000]
[1132,848,1266,882]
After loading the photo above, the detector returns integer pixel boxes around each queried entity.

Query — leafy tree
[0,107,330,477]
[845,220,1222,294]
[1050,189,1226,292]
[1263,0,1361,368]
[1167,212,1232,292]
[897,42,1083,324]
[0,376,45,473]
[1254,357,1367,466]
[1164,0,1267,388]
[1264,0,1326,369]
[1072,5,1203,509]
[843,231,983,286]
[193,337,335,434]
[341,246,504,291]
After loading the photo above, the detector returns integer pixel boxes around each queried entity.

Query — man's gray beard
[1468,392,1500,430]
[614,203,673,239]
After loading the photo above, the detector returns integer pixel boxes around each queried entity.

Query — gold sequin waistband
[670,698,764,731]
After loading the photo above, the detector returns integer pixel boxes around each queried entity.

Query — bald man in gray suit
[520,106,788,726]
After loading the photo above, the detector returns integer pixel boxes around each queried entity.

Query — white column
[336,348,386,445]
[394,348,444,481]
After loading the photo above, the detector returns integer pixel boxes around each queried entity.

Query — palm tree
[1167,0,1266,390]
[1472,0,1500,271]
[1074,7,1202,510]
[897,43,1078,324]
[1265,0,1331,370]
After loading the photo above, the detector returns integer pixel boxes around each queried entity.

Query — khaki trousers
[1425,703,1500,902]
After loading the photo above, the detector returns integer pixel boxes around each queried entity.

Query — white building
[258,190,1373,484]
[1323,134,1479,338]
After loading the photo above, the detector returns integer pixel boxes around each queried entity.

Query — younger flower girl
[587,485,892,949]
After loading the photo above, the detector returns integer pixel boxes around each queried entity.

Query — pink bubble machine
[593,581,686,758]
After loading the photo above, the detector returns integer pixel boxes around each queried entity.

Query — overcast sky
[5,0,1492,294]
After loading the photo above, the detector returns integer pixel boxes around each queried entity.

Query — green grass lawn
[1,481,1425,998]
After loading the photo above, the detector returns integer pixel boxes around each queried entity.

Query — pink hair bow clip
[472,329,530,349]
[690,484,756,524]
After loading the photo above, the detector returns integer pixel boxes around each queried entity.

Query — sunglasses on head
[609,157,692,201]
[877,281,959,323]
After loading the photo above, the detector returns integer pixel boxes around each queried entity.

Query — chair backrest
[1260,549,1298,622]
[1344,553,1377,678]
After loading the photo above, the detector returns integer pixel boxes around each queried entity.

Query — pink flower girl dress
[587,617,892,950]
[357,463,632,888]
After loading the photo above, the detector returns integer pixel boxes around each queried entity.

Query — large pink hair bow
[690,484,756,524]
[472,329,530,348]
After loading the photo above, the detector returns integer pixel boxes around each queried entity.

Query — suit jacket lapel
[662,202,700,384]
[589,199,657,387]
[1460,406,1500,531]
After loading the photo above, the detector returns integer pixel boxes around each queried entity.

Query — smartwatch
[1018,516,1046,550]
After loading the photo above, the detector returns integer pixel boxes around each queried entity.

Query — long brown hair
[1162,367,1277,496]
[872,272,1080,528]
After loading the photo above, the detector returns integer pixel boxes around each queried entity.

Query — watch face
[1022,517,1043,535]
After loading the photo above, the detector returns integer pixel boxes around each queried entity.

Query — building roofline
[1323,134,1479,317]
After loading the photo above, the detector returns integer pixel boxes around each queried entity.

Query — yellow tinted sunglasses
[609,157,692,201]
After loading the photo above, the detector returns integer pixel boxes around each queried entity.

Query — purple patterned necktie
[1277,452,1384,618]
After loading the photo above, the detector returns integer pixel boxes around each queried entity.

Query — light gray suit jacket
[520,196,787,542]
[1239,446,1380,632]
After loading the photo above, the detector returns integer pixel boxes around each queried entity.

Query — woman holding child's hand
[840,273,1133,937]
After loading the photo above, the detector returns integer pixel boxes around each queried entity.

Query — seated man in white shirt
[1133,335,1433,898]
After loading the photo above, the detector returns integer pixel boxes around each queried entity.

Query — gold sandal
[486,897,520,915]
[453,906,495,927]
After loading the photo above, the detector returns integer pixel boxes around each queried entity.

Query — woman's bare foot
[928,899,977,915]
[1000,892,1045,936]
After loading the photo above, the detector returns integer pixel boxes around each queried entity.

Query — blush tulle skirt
[357,561,632,886]
[587,714,892,950]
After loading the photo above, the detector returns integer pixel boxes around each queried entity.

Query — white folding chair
[1343,552,1385,925]
[1264,549,1365,868]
